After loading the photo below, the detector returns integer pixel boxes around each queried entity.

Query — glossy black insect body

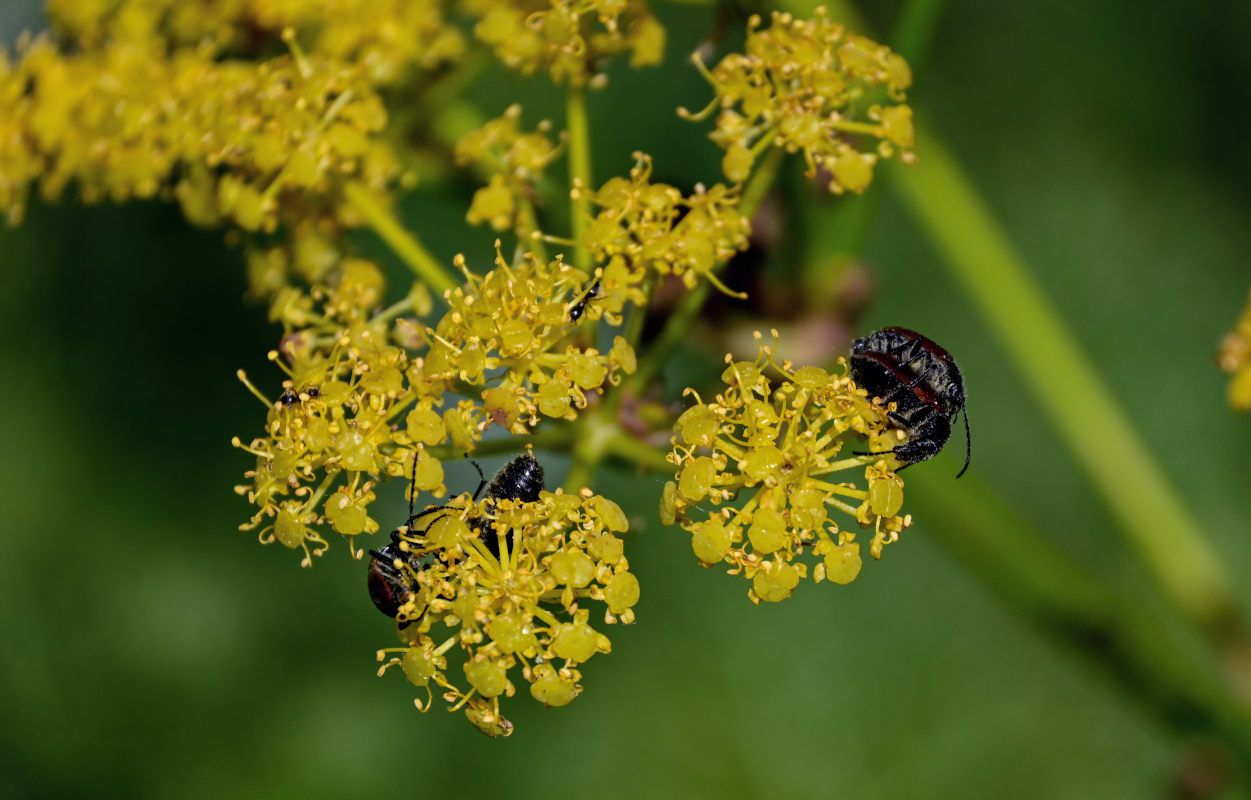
[849,327,972,477]
[567,277,601,324]
[367,454,545,620]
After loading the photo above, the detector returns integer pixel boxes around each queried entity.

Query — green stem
[626,281,708,397]
[888,0,947,66]
[807,0,941,271]
[626,146,787,396]
[342,181,457,295]
[909,469,1251,773]
[889,130,1238,636]
[603,433,674,474]
[563,405,619,492]
[565,84,593,273]
[739,145,786,222]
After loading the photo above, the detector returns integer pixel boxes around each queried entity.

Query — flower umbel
[5,0,922,739]
[455,105,563,236]
[375,487,637,736]
[465,0,665,85]
[684,8,915,191]
[663,331,912,603]
[581,153,751,295]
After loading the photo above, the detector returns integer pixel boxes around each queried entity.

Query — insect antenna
[955,406,972,479]
[406,446,419,522]
[465,453,488,500]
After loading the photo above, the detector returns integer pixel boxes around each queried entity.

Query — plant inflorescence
[2,0,916,736]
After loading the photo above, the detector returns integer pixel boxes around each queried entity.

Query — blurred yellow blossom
[1220,288,1251,411]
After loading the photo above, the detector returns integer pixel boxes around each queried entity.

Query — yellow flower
[581,153,750,295]
[1219,287,1251,411]
[684,8,915,192]
[664,331,912,603]
[455,105,562,235]
[465,0,665,85]
[376,487,637,735]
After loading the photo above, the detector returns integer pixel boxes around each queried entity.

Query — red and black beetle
[849,327,972,477]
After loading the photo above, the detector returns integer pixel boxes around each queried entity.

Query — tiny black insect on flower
[567,277,601,324]
[277,386,321,407]
[849,327,972,477]
[367,453,546,621]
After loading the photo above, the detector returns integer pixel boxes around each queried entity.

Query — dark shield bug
[367,453,546,622]
[848,327,972,477]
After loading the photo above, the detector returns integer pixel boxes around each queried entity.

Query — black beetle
[367,453,545,620]
[849,327,971,477]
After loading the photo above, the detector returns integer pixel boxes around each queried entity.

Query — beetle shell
[849,327,971,475]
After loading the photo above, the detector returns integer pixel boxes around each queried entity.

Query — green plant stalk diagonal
[342,180,457,294]
[566,84,593,273]
[909,470,1251,771]
[888,132,1237,635]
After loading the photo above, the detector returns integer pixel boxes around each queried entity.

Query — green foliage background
[3,1,1250,796]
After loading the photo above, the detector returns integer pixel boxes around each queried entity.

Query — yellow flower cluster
[433,246,638,426]
[376,487,638,736]
[1,33,397,231]
[45,0,464,82]
[465,0,666,85]
[6,0,924,739]
[581,154,751,294]
[454,105,563,234]
[233,273,434,564]
[1219,288,1251,411]
[234,241,640,564]
[686,8,915,192]
[661,332,912,603]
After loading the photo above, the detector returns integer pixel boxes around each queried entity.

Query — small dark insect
[367,453,546,621]
[277,386,321,407]
[849,326,972,477]
[567,277,601,324]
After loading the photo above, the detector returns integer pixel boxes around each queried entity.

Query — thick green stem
[342,181,456,294]
[889,131,1238,636]
[909,470,1251,773]
[565,84,593,273]
[888,0,947,66]
[604,433,674,474]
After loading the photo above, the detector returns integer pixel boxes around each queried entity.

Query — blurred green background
[3,0,1251,797]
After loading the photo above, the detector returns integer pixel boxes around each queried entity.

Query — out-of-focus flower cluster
[2,0,465,228]
[1219,288,1251,411]
[661,332,912,604]
[454,105,563,235]
[581,153,751,294]
[376,487,638,736]
[685,8,915,192]
[45,0,464,82]
[464,0,665,85]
